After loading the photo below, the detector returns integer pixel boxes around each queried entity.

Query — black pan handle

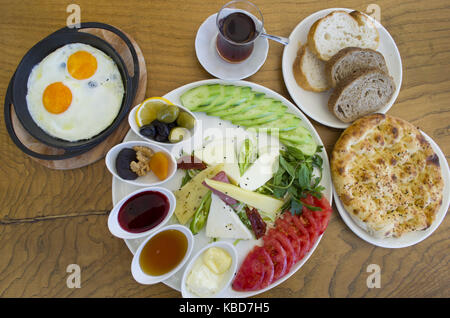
[4,74,93,160]
[53,22,140,101]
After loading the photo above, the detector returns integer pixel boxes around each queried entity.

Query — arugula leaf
[264,147,325,216]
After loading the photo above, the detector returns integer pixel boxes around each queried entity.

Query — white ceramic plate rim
[281,8,403,129]
[333,130,450,248]
[112,79,333,297]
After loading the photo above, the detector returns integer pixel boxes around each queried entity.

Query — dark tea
[216,11,257,63]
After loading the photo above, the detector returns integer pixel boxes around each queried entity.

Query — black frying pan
[4,22,139,160]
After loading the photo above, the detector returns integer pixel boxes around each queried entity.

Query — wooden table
[0,0,448,298]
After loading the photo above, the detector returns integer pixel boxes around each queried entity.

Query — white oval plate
[111,79,333,297]
[333,131,450,248]
[282,8,402,129]
[195,13,269,80]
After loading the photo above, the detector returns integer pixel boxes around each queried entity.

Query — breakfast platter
[3,2,449,299]
[112,79,333,297]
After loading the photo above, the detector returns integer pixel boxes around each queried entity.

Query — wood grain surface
[0,0,448,298]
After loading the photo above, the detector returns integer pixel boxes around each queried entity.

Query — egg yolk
[42,82,72,114]
[67,50,97,80]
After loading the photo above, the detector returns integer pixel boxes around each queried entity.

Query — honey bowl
[130,224,194,285]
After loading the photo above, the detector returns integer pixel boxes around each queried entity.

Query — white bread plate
[282,8,402,129]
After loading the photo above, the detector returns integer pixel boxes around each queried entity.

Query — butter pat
[203,247,232,274]
[185,247,232,297]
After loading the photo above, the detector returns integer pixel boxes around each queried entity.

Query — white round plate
[111,79,333,297]
[195,13,269,80]
[282,8,403,129]
[333,131,450,248]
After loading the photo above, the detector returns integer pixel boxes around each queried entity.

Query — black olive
[115,148,138,180]
[139,123,157,139]
[153,120,170,140]
[155,134,168,142]
[167,121,177,130]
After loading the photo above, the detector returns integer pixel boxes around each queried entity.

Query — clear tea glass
[215,0,264,63]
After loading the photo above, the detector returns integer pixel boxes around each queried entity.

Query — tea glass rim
[215,0,264,46]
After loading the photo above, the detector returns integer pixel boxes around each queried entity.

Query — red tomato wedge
[232,246,273,292]
[266,229,295,274]
[274,217,302,263]
[301,194,333,235]
[300,211,319,247]
[287,213,311,255]
[263,236,287,281]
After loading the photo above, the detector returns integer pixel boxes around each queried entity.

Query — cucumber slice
[211,93,264,118]
[224,100,286,122]
[233,112,284,127]
[250,113,300,132]
[279,137,317,156]
[180,84,221,111]
[279,126,312,143]
[206,87,253,115]
[195,85,236,113]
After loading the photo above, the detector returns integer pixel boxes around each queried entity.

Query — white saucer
[195,13,269,80]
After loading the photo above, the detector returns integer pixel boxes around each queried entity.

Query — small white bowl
[105,140,177,187]
[107,186,176,240]
[131,224,194,285]
[128,102,199,147]
[181,241,238,298]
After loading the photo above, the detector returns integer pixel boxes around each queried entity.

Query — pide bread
[328,68,395,123]
[293,43,330,92]
[326,47,388,87]
[307,10,379,61]
[331,114,444,238]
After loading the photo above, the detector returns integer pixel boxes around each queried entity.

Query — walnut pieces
[130,146,154,177]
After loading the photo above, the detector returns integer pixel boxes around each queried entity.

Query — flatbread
[331,114,444,238]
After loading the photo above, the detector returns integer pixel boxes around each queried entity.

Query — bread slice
[326,47,388,87]
[328,68,395,123]
[308,11,379,61]
[293,43,330,92]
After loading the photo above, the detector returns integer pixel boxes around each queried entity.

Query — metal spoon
[260,33,290,45]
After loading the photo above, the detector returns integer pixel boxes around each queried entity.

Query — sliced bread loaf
[293,43,330,92]
[328,68,395,123]
[326,47,388,87]
[307,10,379,61]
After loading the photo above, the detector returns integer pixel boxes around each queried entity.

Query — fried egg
[26,43,124,142]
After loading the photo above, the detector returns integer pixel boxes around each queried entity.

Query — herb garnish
[261,145,325,215]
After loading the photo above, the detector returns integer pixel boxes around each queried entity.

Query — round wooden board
[9,26,147,170]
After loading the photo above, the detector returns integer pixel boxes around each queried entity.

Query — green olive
[176,111,196,129]
[169,127,191,143]
[157,105,180,123]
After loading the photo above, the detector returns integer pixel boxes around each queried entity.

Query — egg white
[26,43,125,142]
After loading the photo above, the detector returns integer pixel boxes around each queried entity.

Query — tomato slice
[263,235,287,281]
[267,229,295,273]
[232,246,267,291]
[314,196,333,234]
[275,217,302,263]
[258,247,275,289]
[287,213,311,256]
[300,210,319,247]
[301,194,333,235]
